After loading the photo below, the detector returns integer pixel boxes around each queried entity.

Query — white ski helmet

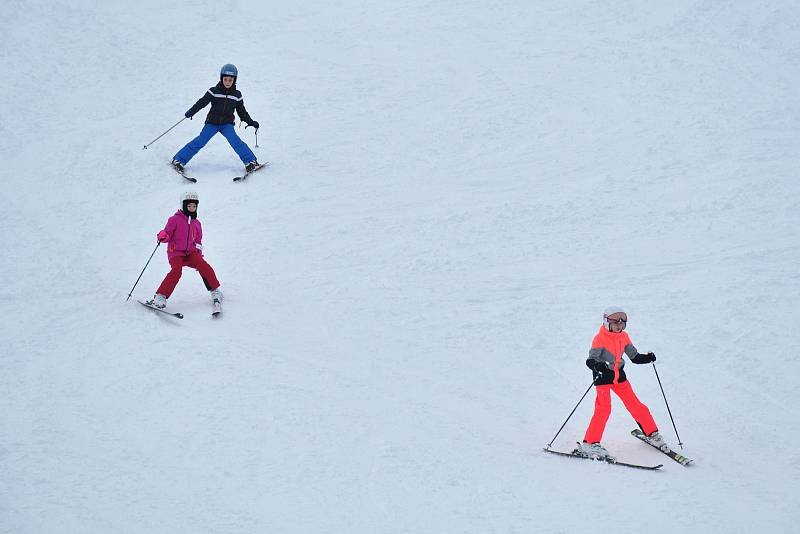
[181,191,199,208]
[603,306,627,330]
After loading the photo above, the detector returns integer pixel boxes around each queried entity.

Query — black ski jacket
[186,82,255,126]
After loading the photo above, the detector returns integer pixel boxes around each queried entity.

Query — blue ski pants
[173,123,256,165]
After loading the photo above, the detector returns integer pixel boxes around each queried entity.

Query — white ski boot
[576,441,616,462]
[210,288,223,315]
[149,293,167,309]
[645,431,667,450]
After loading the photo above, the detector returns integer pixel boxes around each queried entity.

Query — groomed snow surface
[2,1,799,532]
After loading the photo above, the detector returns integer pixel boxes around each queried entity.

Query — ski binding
[631,429,693,466]
[543,445,662,471]
[170,162,196,182]
[233,161,270,182]
[138,299,183,319]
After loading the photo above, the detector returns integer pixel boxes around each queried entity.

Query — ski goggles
[605,315,627,326]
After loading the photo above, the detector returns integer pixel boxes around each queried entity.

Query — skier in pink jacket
[147,192,223,310]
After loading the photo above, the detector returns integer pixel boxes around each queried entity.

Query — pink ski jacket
[161,210,203,260]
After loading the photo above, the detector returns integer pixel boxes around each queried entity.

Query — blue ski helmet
[220,64,238,78]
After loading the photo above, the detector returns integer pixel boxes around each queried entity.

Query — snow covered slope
[1,1,799,532]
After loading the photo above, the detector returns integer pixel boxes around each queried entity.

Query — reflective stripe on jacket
[186,82,254,125]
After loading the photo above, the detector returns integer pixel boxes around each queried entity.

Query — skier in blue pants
[172,64,261,174]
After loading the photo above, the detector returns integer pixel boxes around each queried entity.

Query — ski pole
[245,123,259,147]
[126,242,160,301]
[652,363,684,449]
[546,377,599,449]
[142,117,187,150]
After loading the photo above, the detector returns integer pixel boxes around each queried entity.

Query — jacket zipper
[614,336,623,383]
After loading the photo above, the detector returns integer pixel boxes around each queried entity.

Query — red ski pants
[583,380,658,443]
[156,252,220,298]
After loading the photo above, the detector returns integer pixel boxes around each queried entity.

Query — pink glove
[157,230,169,243]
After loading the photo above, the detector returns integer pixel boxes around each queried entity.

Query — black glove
[185,110,194,119]
[246,120,259,130]
[633,352,656,364]
[594,360,611,372]
[586,359,613,380]
[586,358,607,371]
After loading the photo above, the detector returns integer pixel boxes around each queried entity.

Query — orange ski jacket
[586,327,639,385]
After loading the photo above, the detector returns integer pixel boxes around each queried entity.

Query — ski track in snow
[1,1,799,532]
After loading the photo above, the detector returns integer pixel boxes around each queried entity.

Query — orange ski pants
[583,380,658,443]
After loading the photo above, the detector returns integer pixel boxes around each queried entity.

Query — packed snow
[1,1,799,532]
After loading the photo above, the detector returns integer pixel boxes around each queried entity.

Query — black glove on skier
[587,359,613,380]
[586,358,606,371]
[632,352,656,364]
[185,110,194,119]
[246,120,259,130]
[594,360,611,372]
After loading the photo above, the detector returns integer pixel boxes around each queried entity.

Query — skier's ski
[170,162,196,183]
[138,299,184,319]
[212,298,222,317]
[543,447,662,470]
[631,429,693,466]
[233,161,270,182]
